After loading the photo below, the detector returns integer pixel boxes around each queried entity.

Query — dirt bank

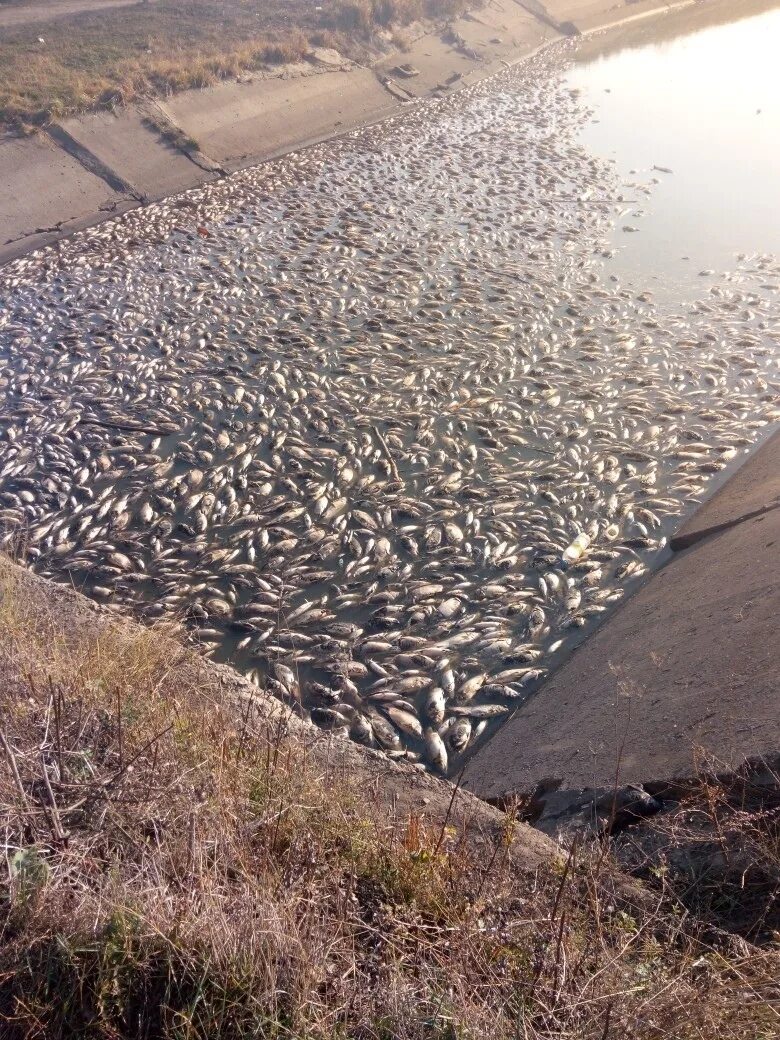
[4,542,778,1036]
[0,554,554,869]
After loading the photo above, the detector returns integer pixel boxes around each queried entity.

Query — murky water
[568,1,780,298]
[0,12,778,776]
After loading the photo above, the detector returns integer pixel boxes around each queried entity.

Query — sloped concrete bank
[462,428,780,834]
[0,0,704,265]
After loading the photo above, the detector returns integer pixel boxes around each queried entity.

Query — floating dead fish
[0,50,777,781]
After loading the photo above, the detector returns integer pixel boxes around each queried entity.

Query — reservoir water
[568,1,780,299]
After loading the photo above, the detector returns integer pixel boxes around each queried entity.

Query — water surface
[568,1,780,298]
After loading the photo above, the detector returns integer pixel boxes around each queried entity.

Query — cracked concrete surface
[0,133,126,255]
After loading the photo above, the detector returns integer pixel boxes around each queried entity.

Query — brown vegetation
[0,0,474,130]
[614,756,780,945]
[0,558,778,1038]
[328,0,467,33]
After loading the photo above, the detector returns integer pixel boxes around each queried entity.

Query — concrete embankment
[0,0,701,265]
[462,429,780,814]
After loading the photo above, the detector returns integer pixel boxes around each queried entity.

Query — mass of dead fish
[0,50,778,776]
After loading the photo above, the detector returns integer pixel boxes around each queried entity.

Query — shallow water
[0,21,778,775]
[568,2,780,298]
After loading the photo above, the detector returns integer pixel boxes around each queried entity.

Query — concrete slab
[462,504,780,801]
[61,108,214,200]
[166,69,398,169]
[672,429,780,548]
[0,133,124,258]
[454,0,555,66]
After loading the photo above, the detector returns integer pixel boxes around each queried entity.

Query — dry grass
[0,0,474,130]
[0,559,779,1039]
[614,756,780,945]
[329,0,467,33]
[0,3,314,129]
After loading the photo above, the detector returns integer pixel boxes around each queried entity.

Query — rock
[307,48,345,68]
[393,63,420,78]
[519,782,663,841]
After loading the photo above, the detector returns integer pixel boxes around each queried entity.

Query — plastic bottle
[561,532,591,567]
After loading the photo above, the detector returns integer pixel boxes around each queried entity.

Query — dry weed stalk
[0,561,778,1037]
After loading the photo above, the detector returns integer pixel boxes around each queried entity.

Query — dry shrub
[331,0,376,34]
[258,29,310,66]
[392,27,414,51]
[330,0,452,32]
[309,29,341,49]
[614,754,780,944]
[0,560,779,1038]
[374,0,424,26]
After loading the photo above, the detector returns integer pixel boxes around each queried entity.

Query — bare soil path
[0,0,153,29]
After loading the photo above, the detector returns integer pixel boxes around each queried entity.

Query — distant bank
[1,0,709,266]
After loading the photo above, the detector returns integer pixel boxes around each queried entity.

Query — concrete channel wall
[462,430,780,811]
[0,0,696,265]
